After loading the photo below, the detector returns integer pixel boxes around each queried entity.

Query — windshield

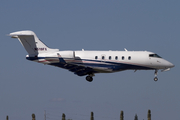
[149,54,162,58]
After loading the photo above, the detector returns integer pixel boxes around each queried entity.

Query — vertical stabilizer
[9,30,59,56]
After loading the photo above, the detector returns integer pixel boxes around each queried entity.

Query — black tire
[86,76,93,82]
[154,77,158,81]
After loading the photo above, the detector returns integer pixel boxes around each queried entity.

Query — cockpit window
[149,54,162,58]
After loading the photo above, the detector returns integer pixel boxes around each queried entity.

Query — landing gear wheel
[86,76,93,82]
[154,77,158,81]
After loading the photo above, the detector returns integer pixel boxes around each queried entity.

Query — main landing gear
[154,69,158,81]
[86,74,94,82]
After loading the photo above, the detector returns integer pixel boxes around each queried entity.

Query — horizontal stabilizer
[9,31,35,37]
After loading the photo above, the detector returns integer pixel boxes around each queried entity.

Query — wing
[49,62,97,76]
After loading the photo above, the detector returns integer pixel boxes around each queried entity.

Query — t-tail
[9,30,59,56]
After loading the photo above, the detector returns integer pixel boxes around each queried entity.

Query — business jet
[9,30,174,82]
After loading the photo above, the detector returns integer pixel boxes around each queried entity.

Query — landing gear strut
[154,70,158,81]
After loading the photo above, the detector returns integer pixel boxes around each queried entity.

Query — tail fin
[9,30,59,56]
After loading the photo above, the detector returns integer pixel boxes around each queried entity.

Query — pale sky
[0,1,179,120]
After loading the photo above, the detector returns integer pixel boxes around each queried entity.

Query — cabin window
[102,56,105,60]
[95,56,98,59]
[109,56,111,60]
[115,56,118,60]
[122,56,124,60]
[128,56,131,60]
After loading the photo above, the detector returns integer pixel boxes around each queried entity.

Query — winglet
[124,48,128,51]
[161,68,170,72]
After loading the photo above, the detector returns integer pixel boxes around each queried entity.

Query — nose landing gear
[154,70,158,81]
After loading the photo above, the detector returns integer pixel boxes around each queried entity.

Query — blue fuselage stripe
[26,57,153,71]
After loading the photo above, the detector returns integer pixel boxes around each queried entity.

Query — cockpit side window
[149,54,162,58]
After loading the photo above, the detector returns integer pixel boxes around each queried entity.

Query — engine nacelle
[59,51,75,59]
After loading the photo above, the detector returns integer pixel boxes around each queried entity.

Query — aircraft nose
[166,61,175,68]
[171,63,175,68]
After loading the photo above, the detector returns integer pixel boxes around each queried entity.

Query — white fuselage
[27,50,174,74]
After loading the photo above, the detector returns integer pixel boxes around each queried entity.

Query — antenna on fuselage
[124,48,128,51]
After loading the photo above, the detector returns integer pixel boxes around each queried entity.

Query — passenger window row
[95,56,131,60]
